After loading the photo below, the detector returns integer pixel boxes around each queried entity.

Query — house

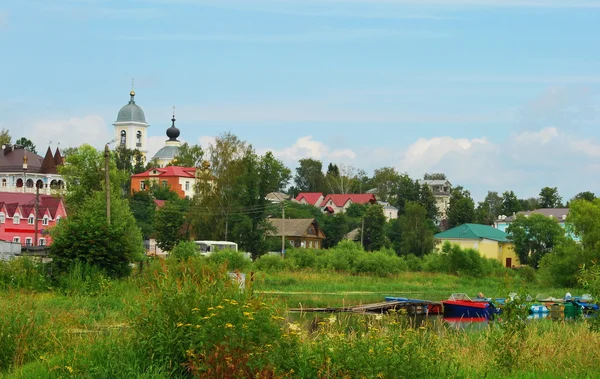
[320,194,377,214]
[378,201,398,221]
[494,208,578,241]
[434,223,520,268]
[131,166,197,198]
[265,192,291,203]
[0,145,65,195]
[267,218,326,249]
[0,193,67,246]
[295,192,325,207]
[417,179,451,219]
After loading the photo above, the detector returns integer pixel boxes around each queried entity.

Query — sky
[1,0,600,202]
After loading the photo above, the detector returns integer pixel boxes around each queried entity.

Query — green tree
[501,191,521,216]
[475,191,503,225]
[154,200,188,252]
[506,213,564,267]
[418,184,438,222]
[259,151,291,193]
[0,128,11,146]
[58,144,129,212]
[129,190,156,240]
[326,163,340,178]
[361,204,388,251]
[398,202,434,257]
[567,199,600,252]
[50,191,144,278]
[539,186,562,208]
[294,158,325,193]
[539,239,587,287]
[114,145,145,175]
[393,175,420,215]
[15,137,36,153]
[324,164,362,194]
[446,186,475,228]
[369,167,401,202]
[519,197,540,211]
[320,212,352,248]
[170,142,204,168]
[572,191,596,203]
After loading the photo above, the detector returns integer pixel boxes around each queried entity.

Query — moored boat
[442,293,495,319]
[384,296,443,314]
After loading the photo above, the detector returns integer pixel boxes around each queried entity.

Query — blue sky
[1,0,600,201]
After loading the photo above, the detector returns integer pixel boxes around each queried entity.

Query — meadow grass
[0,257,596,378]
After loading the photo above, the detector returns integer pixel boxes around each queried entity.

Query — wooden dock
[290,300,442,316]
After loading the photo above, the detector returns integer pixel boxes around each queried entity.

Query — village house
[417,179,452,220]
[378,201,398,221]
[0,145,65,195]
[268,218,326,249]
[294,192,325,207]
[494,208,578,241]
[294,192,377,214]
[131,166,197,199]
[0,193,67,246]
[434,223,520,268]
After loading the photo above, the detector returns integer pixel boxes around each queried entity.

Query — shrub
[284,248,318,269]
[170,240,198,261]
[206,249,251,271]
[403,254,424,272]
[254,254,285,273]
[56,261,111,297]
[353,251,408,277]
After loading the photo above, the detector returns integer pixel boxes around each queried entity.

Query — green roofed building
[434,223,520,268]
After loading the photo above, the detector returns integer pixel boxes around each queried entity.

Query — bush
[422,242,507,278]
[353,251,408,277]
[206,249,251,271]
[254,254,285,273]
[56,262,112,297]
[539,240,587,287]
[403,254,424,272]
[284,248,318,269]
[170,240,198,261]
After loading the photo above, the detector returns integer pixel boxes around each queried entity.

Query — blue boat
[442,293,496,319]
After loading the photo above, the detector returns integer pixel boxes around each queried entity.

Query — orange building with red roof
[0,193,67,246]
[131,166,197,198]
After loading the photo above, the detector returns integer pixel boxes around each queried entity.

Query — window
[13,215,20,224]
[1,179,5,187]
[136,131,142,147]
[307,226,315,235]
[42,217,49,226]
[0,213,4,224]
[38,238,46,246]
[13,237,20,243]
[56,216,61,224]
[120,130,126,145]
[25,237,32,246]
[185,181,190,191]
[28,215,34,225]
[162,180,168,188]
[140,181,146,191]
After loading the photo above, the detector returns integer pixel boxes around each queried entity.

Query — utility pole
[34,185,39,246]
[361,217,365,248]
[281,202,285,259]
[104,143,111,225]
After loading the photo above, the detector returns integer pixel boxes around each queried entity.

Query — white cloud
[28,115,112,150]
[198,136,216,150]
[512,127,558,144]
[264,135,357,164]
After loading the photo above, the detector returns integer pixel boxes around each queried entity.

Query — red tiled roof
[132,166,196,178]
[320,194,377,207]
[154,200,166,208]
[295,192,323,206]
[0,193,65,219]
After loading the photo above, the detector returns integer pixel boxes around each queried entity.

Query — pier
[290,300,442,316]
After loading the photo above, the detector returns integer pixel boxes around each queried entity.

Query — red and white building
[0,193,67,246]
[294,192,377,214]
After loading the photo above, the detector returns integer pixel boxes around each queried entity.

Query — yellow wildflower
[192,308,200,312]
[230,300,238,305]
[195,325,201,329]
[216,305,224,309]
[225,323,234,328]
[208,307,214,311]
[65,366,73,373]
[176,322,184,327]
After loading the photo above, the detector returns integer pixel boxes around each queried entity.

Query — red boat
[442,293,495,319]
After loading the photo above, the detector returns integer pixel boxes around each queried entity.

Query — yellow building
[434,223,520,268]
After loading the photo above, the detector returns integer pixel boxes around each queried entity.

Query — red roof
[0,193,66,218]
[295,192,323,206]
[132,166,196,178]
[320,194,377,207]
[154,200,166,208]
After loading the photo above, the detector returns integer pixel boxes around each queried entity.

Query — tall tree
[475,191,503,225]
[394,175,420,215]
[170,142,204,168]
[0,128,11,146]
[58,144,129,212]
[567,199,600,252]
[294,158,325,193]
[418,184,438,221]
[397,202,434,257]
[361,204,388,251]
[154,200,188,252]
[326,163,340,178]
[370,167,401,203]
[571,191,596,203]
[539,186,562,208]
[259,151,291,193]
[519,197,541,211]
[446,186,475,228]
[15,137,36,153]
[507,213,564,268]
[501,190,521,216]
[324,164,361,194]
[50,190,144,278]
[129,190,156,240]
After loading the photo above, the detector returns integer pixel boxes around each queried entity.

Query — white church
[112,89,181,167]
